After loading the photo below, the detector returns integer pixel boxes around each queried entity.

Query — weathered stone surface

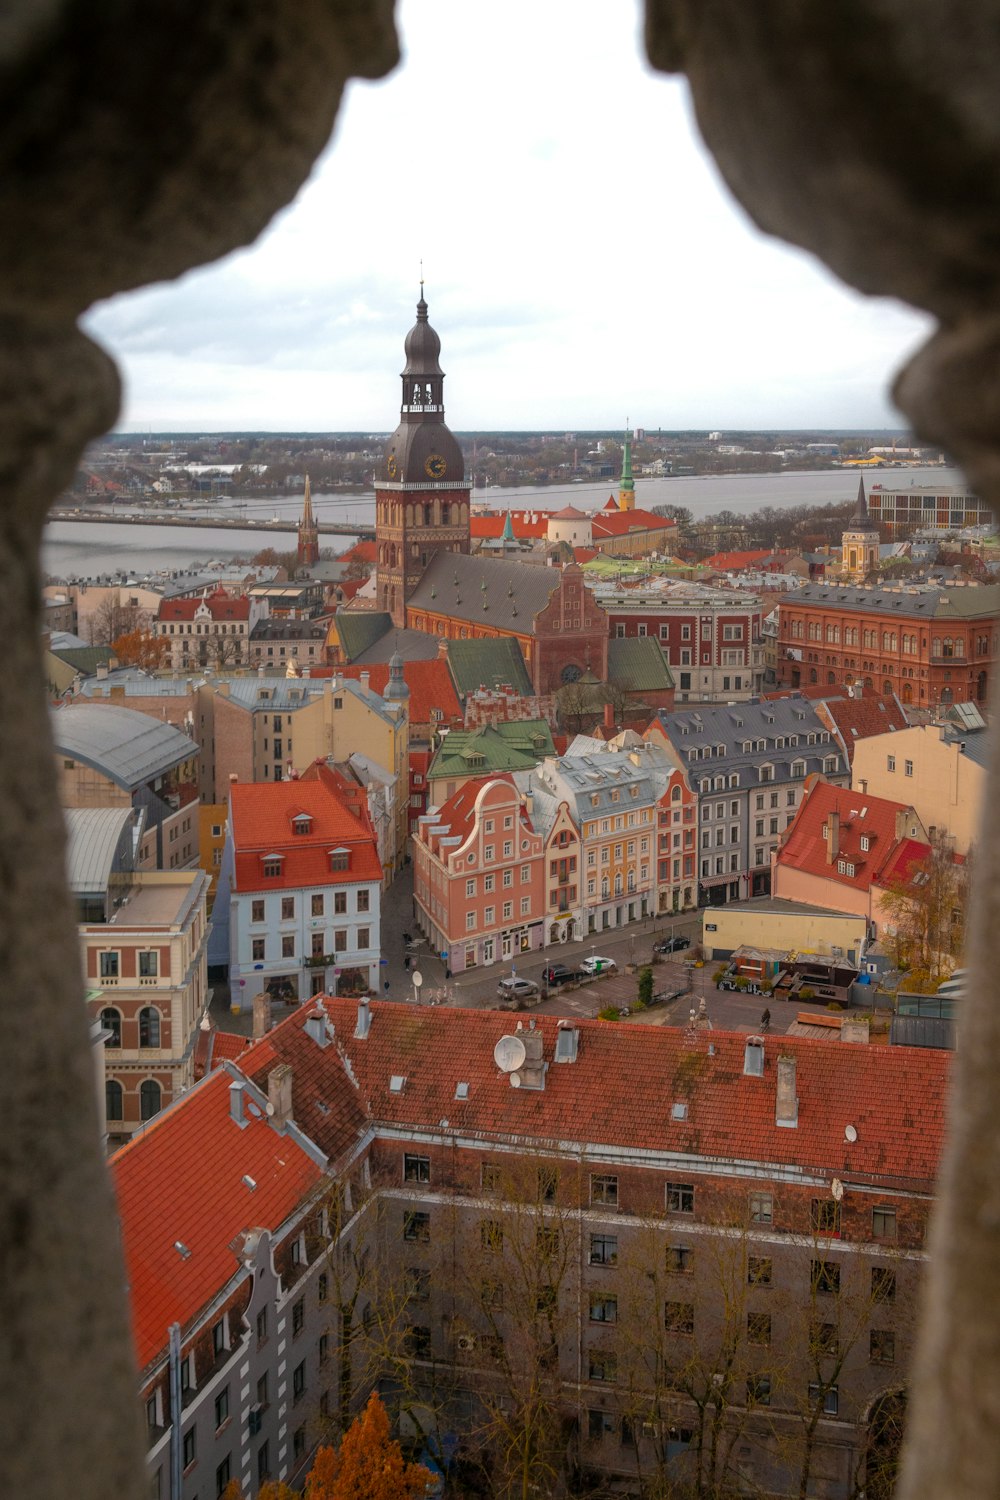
[647,7,1000,1497]
[0,3,397,1496]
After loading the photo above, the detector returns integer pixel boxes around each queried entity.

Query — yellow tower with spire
[618,425,636,512]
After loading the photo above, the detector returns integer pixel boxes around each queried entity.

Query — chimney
[267,1063,294,1127]
[229,772,238,783]
[776,1055,798,1128]
[840,1017,870,1045]
[895,808,908,842]
[604,701,614,731]
[252,990,271,1039]
[437,638,449,659]
[96,662,108,680]
[825,809,840,864]
[229,1080,248,1127]
[304,1006,330,1049]
[354,995,371,1040]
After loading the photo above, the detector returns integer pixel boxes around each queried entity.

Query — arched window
[139,1007,161,1048]
[809,668,818,683]
[827,671,836,684]
[883,680,893,696]
[101,1007,121,1047]
[105,1079,123,1122]
[940,686,954,705]
[140,1080,162,1122]
[671,784,682,802]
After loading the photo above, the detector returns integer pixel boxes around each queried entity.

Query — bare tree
[87,593,150,645]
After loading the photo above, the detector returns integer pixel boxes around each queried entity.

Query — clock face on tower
[424,453,447,479]
[387,454,398,478]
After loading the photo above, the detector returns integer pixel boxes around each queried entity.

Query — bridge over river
[49,508,374,540]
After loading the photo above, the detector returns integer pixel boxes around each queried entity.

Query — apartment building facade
[157,587,261,670]
[119,998,948,1500]
[224,771,382,1007]
[592,579,765,702]
[412,775,545,972]
[82,867,211,1145]
[776,582,1000,707]
[646,698,849,906]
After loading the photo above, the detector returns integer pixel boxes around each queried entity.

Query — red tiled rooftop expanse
[230,775,382,892]
[340,658,462,726]
[238,999,950,1188]
[112,1069,324,1371]
[778,780,928,893]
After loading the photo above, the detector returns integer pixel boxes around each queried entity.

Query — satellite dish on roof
[831,1178,845,1201]
[494,1035,527,1073]
[510,1072,522,1089]
[412,971,423,988]
[845,1124,858,1143]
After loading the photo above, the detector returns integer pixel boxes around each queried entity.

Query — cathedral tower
[296,474,319,568]
[841,475,879,581]
[375,290,471,627]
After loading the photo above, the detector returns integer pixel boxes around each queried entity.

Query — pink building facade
[413,776,545,973]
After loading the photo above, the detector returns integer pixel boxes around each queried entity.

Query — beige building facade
[701,897,869,965]
[851,722,986,855]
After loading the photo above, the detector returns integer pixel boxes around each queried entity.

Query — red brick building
[777,582,1000,707]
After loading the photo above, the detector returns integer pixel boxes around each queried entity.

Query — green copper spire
[501,509,516,543]
[621,426,634,492]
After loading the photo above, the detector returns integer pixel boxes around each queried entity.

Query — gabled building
[157,587,258,670]
[222,769,382,1008]
[850,718,988,856]
[814,689,908,767]
[772,780,929,930]
[413,775,545,971]
[426,719,555,802]
[645,697,850,905]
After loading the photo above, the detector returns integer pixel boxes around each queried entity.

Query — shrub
[637,966,654,1008]
[712,967,727,984]
[799,986,815,1002]
[598,1006,621,1021]
[826,999,844,1011]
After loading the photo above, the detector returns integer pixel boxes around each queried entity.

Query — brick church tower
[296,473,319,569]
[375,289,470,626]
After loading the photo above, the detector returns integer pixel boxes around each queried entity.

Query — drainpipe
[169,1321,182,1500]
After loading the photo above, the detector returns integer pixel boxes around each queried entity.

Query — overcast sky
[84,0,933,434]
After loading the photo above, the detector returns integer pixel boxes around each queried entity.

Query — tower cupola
[380,287,464,486]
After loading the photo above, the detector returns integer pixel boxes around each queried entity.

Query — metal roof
[64,806,136,892]
[51,703,198,790]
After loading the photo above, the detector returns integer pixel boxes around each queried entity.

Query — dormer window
[329,847,350,872]
[292,813,312,835]
[262,854,283,878]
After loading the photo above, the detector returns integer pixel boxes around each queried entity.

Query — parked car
[653,935,691,955]
[496,977,540,1002]
[579,955,617,976]
[543,964,582,986]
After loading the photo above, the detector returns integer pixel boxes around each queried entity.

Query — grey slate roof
[64,806,136,892]
[444,636,533,697]
[650,695,846,783]
[351,627,441,665]
[52,704,198,790]
[787,581,1000,618]
[408,551,561,629]
[336,610,394,661]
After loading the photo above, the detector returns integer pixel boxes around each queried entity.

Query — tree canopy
[304,1392,432,1500]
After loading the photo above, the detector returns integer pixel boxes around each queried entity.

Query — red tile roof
[261,1000,949,1187]
[341,659,462,727]
[112,1069,324,1371]
[193,1024,252,1080]
[592,507,676,537]
[777,780,929,893]
[470,511,551,540]
[230,774,381,892]
[704,549,774,572]
[338,540,376,566]
[573,547,599,564]
[816,694,908,764]
[158,589,250,622]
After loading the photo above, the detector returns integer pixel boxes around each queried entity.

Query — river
[42,465,967,578]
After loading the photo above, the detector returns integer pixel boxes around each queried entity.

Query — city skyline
[84,1,933,434]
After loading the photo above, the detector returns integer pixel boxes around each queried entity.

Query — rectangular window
[748,1256,772,1287]
[666,1245,693,1274]
[182,1428,196,1469]
[310,893,324,917]
[872,1267,896,1303]
[256,1308,267,1345]
[281,896,295,920]
[357,927,370,950]
[334,929,347,952]
[212,1316,227,1358]
[811,1259,841,1295]
[258,1440,271,1482]
[138,950,158,978]
[870,1329,895,1365]
[811,1321,839,1357]
[811,1199,842,1234]
[357,889,370,913]
[481,1219,503,1252]
[589,1294,618,1323]
[589,1233,618,1266]
[466,879,475,897]
[666,1182,694,1214]
[99,950,119,979]
[590,1173,618,1207]
[747,1312,771,1346]
[747,1374,771,1407]
[406,1266,430,1302]
[403,1210,430,1243]
[282,934,295,959]
[214,1386,229,1430]
[251,937,265,962]
[482,1162,502,1194]
[404,1153,430,1183]
[664,1301,694,1334]
[588,1351,617,1383]
[292,1297,304,1336]
[872,1206,898,1240]
[808,1382,839,1416]
[310,931,324,957]
[749,1191,773,1225]
[334,891,347,914]
[292,1362,306,1402]
[216,1458,231,1497]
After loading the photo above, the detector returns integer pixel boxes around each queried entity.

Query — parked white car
[579,955,617,976]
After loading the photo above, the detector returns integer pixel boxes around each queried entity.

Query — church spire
[850,474,869,525]
[296,473,319,568]
[619,424,635,512]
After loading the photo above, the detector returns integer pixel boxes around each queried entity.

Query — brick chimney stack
[252,990,271,1039]
[776,1055,799,1127]
[267,1063,294,1128]
[825,809,840,864]
[603,701,614,732]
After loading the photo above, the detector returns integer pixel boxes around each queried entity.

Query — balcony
[304,952,342,968]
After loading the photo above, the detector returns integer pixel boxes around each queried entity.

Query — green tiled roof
[335,610,393,661]
[428,720,555,781]
[444,636,533,697]
[50,645,117,675]
[607,636,675,692]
